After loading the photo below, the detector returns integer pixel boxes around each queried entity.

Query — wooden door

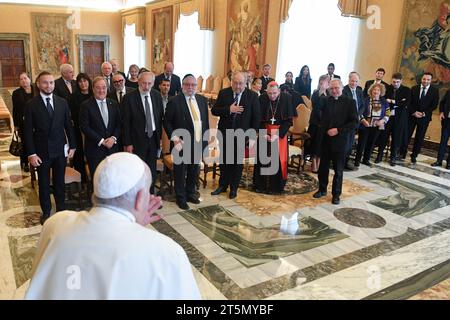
[0,40,26,87]
[83,41,104,80]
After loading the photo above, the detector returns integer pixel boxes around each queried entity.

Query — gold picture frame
[31,12,73,75]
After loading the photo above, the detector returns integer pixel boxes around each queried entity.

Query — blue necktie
[231,93,239,127]
[45,97,54,119]
[420,87,426,100]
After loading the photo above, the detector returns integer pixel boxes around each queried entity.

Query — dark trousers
[345,129,357,164]
[87,157,104,182]
[138,135,158,194]
[18,128,27,166]
[355,127,381,163]
[73,128,87,182]
[318,146,345,197]
[437,119,450,162]
[406,116,430,158]
[36,155,66,216]
[376,120,393,160]
[218,137,244,191]
[174,163,200,202]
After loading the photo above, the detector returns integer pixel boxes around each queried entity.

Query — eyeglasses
[113,80,124,84]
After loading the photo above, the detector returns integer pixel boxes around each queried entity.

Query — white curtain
[276,0,360,87]
[174,12,213,80]
[124,23,146,74]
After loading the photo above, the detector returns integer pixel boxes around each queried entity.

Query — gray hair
[101,61,112,69]
[348,71,361,79]
[92,165,152,213]
[232,71,247,82]
[138,71,155,81]
[60,63,73,74]
[330,78,343,88]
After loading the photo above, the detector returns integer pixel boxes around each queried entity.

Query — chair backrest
[222,77,230,89]
[197,76,204,93]
[291,103,311,134]
[301,95,312,110]
[212,76,222,94]
[204,75,214,93]
[208,107,220,145]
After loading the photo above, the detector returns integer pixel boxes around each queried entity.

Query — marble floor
[0,130,449,300]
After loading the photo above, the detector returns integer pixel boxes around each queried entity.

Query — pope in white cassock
[25,152,201,300]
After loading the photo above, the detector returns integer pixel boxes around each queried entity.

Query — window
[276,0,360,87]
[124,23,146,75]
[174,12,213,79]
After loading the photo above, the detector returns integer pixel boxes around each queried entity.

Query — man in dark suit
[107,73,134,104]
[122,71,164,193]
[159,78,171,113]
[431,89,450,169]
[101,62,114,93]
[313,79,358,205]
[54,63,76,102]
[154,62,181,97]
[259,64,275,93]
[24,71,76,224]
[110,59,127,80]
[404,72,440,163]
[80,77,121,179]
[342,71,364,170]
[381,73,411,166]
[164,74,209,210]
[363,68,389,98]
[211,71,261,199]
[324,63,341,80]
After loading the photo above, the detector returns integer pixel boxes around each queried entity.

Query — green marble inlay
[365,174,450,218]
[180,205,348,268]
[8,233,40,288]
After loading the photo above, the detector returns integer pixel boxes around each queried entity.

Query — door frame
[0,33,32,87]
[77,35,110,74]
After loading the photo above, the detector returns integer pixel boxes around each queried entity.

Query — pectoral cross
[270,117,276,125]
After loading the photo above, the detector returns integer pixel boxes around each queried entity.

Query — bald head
[164,62,174,76]
[231,72,247,94]
[101,62,112,77]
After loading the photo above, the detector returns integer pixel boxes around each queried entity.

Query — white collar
[95,205,136,223]
[40,92,53,100]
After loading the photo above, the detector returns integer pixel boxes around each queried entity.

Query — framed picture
[151,6,173,75]
[396,0,449,96]
[31,13,73,74]
[225,0,269,77]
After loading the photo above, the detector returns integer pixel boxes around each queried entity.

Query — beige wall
[0,3,123,80]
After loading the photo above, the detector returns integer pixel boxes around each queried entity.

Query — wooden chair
[158,129,174,196]
[222,77,230,89]
[288,103,311,173]
[212,76,222,95]
[197,76,204,93]
[301,95,312,110]
[204,75,214,93]
[201,108,220,187]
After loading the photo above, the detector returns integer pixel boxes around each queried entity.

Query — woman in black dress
[125,64,139,89]
[12,72,35,171]
[70,73,93,181]
[307,75,330,173]
[294,65,312,98]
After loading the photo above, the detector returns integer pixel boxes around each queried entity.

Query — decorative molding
[0,33,32,83]
[120,6,147,38]
[76,35,110,73]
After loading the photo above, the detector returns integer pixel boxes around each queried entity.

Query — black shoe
[431,161,442,167]
[229,190,237,199]
[354,161,360,167]
[389,160,396,167]
[374,157,382,164]
[410,156,417,164]
[187,196,200,204]
[176,200,190,210]
[313,191,327,199]
[362,160,372,167]
[344,164,355,171]
[40,214,50,225]
[332,196,340,205]
[211,186,227,196]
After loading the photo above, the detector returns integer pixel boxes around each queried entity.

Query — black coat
[24,94,76,159]
[410,84,440,121]
[12,86,34,129]
[294,77,312,98]
[212,87,260,139]
[107,86,135,103]
[121,89,164,156]
[258,92,296,138]
[318,95,358,153]
[260,76,275,93]
[385,84,411,148]
[342,85,365,122]
[154,73,182,97]
[440,89,450,117]
[54,77,76,102]
[164,93,209,154]
[79,97,121,159]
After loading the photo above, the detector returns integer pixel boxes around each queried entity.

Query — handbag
[9,131,23,157]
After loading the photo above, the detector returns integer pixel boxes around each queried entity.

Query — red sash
[266,124,288,180]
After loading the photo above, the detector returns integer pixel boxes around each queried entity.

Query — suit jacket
[212,87,260,140]
[363,80,389,97]
[79,97,121,159]
[342,85,365,122]
[164,93,209,154]
[54,77,76,102]
[440,89,450,118]
[122,89,164,156]
[24,94,76,159]
[154,73,182,97]
[102,74,115,92]
[318,95,358,152]
[260,76,275,93]
[410,84,440,121]
[107,87,135,103]
[385,85,411,114]
[12,86,35,129]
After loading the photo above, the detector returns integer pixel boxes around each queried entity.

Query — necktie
[420,86,426,100]
[105,77,110,90]
[144,95,154,138]
[230,93,239,126]
[189,97,201,142]
[351,89,358,111]
[45,97,54,119]
[100,101,108,128]
[119,91,123,103]
[65,80,72,94]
